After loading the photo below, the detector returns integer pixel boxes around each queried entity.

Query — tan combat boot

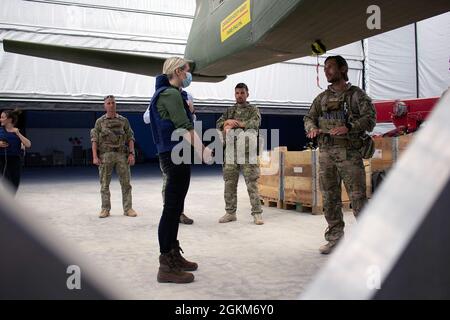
[253,214,264,225]
[157,251,194,284]
[124,208,138,217]
[319,240,338,254]
[172,241,198,271]
[219,213,237,223]
[179,213,194,225]
[99,209,110,218]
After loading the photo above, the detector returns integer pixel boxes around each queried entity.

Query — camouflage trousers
[98,152,132,212]
[319,146,367,242]
[223,163,262,215]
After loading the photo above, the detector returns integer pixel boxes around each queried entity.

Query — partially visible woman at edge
[0,108,32,194]
[148,57,213,284]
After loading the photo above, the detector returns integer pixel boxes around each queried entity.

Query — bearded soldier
[304,56,376,254]
[216,83,264,225]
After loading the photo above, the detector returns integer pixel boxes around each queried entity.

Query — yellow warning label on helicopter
[221,0,251,42]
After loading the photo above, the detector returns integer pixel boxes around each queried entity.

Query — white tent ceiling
[0,0,448,107]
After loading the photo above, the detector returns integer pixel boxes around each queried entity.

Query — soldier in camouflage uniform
[304,56,376,254]
[216,83,264,225]
[91,95,139,218]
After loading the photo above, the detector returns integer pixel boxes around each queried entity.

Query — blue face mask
[182,72,192,88]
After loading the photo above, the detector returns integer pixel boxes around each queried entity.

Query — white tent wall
[180,48,363,107]
[417,12,450,98]
[0,0,362,107]
[366,24,417,100]
[0,37,363,106]
[0,0,195,41]
[0,0,447,105]
[366,11,450,100]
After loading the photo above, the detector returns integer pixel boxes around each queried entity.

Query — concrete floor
[16,163,356,299]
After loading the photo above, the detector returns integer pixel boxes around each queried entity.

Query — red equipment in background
[373,97,439,137]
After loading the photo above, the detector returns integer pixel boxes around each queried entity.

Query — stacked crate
[258,147,286,208]
[259,147,373,214]
[371,136,395,173]
[397,134,414,157]
[282,149,322,214]
[259,147,322,213]
[371,133,415,173]
[259,134,415,214]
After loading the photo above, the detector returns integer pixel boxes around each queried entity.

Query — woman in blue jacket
[0,109,32,194]
[149,57,213,284]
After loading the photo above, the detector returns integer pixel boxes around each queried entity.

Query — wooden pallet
[260,197,283,209]
[283,201,323,215]
[261,197,352,215]
[262,197,353,215]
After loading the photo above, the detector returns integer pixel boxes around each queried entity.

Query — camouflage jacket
[216,103,261,158]
[216,103,261,131]
[90,114,135,153]
[304,84,376,138]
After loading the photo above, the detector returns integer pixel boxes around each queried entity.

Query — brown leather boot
[124,208,138,217]
[99,209,110,218]
[319,241,337,254]
[157,251,194,284]
[172,240,198,271]
[253,213,264,225]
[219,213,237,223]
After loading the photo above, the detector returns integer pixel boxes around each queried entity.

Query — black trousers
[0,155,22,194]
[158,151,191,254]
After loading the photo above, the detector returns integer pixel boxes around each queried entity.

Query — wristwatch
[129,151,135,156]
